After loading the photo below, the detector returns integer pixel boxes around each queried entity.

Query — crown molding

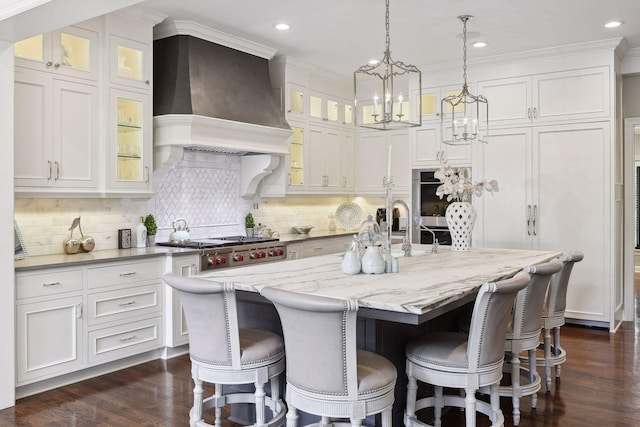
[113,5,167,26]
[153,20,276,59]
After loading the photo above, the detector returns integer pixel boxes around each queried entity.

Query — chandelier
[441,15,488,144]
[354,0,422,130]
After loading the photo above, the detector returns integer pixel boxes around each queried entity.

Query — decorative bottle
[341,238,361,275]
[361,246,385,274]
[135,216,147,248]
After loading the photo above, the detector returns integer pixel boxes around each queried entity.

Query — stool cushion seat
[238,328,285,367]
[406,332,468,371]
[356,349,398,396]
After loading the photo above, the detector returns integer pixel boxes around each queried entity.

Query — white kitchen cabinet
[167,254,199,347]
[13,22,99,81]
[302,235,354,258]
[15,268,85,385]
[14,68,98,191]
[340,131,356,192]
[477,66,610,128]
[410,84,464,123]
[410,124,472,168]
[308,125,341,191]
[475,122,611,324]
[357,129,411,195]
[109,35,151,90]
[309,90,341,127]
[108,88,152,191]
[86,258,164,365]
[286,243,303,260]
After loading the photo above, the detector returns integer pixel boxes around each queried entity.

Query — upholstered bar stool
[260,287,397,427]
[533,251,584,391]
[404,273,531,427]
[163,274,286,427]
[500,260,562,425]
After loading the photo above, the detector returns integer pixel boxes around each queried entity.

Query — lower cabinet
[15,257,165,387]
[302,235,354,258]
[166,253,199,347]
[16,294,84,385]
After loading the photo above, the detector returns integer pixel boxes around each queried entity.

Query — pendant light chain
[462,16,468,87]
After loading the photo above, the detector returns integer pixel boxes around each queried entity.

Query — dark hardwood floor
[3,280,640,427]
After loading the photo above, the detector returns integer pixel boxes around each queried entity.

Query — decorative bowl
[293,226,314,234]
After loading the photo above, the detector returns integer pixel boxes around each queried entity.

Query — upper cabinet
[264,57,355,196]
[477,66,610,128]
[357,129,410,195]
[13,11,162,197]
[14,24,99,81]
[410,84,464,123]
[109,35,151,90]
[410,124,472,169]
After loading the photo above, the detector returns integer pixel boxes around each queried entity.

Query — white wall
[0,40,15,409]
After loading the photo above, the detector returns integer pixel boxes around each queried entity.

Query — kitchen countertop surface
[197,245,562,324]
[14,246,201,272]
[14,231,359,271]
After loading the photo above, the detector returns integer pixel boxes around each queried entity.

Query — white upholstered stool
[163,274,286,427]
[500,260,562,425]
[404,273,531,427]
[532,251,584,391]
[260,287,397,427]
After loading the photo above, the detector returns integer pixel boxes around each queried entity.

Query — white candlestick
[385,93,391,115]
[387,144,392,181]
[373,92,379,116]
[398,93,403,117]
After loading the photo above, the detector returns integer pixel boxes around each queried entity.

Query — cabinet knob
[145,80,150,85]
[46,61,53,68]
[53,63,60,70]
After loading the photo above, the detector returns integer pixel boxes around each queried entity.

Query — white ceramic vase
[361,246,385,274]
[341,247,361,275]
[445,201,476,251]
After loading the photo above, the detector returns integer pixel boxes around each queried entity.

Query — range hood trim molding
[153,19,277,60]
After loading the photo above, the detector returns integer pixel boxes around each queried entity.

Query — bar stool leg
[405,374,418,424]
[544,327,552,391]
[510,352,521,425]
[554,327,562,378]
[286,406,298,427]
[465,387,477,427]
[434,385,444,427]
[528,348,538,408]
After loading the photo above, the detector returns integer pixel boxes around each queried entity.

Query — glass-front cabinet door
[14,26,98,81]
[110,89,151,191]
[289,126,305,189]
[110,35,150,90]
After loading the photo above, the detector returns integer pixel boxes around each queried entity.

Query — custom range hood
[152,24,292,196]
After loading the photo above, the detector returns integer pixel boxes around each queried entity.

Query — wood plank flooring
[3,288,640,426]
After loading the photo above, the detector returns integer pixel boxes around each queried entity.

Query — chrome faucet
[421,225,439,253]
[391,199,412,257]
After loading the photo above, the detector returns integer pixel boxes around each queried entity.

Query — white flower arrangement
[434,163,499,202]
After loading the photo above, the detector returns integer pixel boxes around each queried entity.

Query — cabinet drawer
[88,283,162,326]
[88,317,163,364]
[16,269,83,299]
[303,239,335,258]
[87,259,163,289]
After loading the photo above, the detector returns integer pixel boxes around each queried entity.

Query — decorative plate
[336,202,364,230]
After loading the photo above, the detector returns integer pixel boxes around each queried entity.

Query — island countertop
[196,245,562,325]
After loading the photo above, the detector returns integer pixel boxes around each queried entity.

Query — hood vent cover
[152,34,292,196]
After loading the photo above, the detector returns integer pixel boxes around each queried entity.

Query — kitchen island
[195,245,561,426]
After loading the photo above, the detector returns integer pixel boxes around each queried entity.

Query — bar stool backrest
[546,251,584,318]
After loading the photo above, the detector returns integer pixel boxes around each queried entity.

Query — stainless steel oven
[411,169,455,245]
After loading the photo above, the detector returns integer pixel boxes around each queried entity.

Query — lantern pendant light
[441,15,488,144]
[354,0,422,130]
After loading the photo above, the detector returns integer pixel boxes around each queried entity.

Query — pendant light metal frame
[441,15,489,145]
[354,0,422,131]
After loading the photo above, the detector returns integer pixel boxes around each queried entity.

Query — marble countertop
[197,245,562,321]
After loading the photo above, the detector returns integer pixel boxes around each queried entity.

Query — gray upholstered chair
[163,274,286,427]
[533,251,584,391]
[404,272,531,427]
[499,260,562,425]
[260,286,397,427]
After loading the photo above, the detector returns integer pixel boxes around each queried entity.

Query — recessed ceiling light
[368,59,380,65]
[274,23,290,31]
[472,41,488,48]
[605,20,623,28]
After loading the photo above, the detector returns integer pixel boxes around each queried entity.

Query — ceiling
[139,0,640,79]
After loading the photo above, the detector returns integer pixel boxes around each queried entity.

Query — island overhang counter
[195,245,562,325]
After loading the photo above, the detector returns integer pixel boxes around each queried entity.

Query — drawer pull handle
[120,335,136,342]
[118,300,136,306]
[42,281,61,287]
[119,272,137,276]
